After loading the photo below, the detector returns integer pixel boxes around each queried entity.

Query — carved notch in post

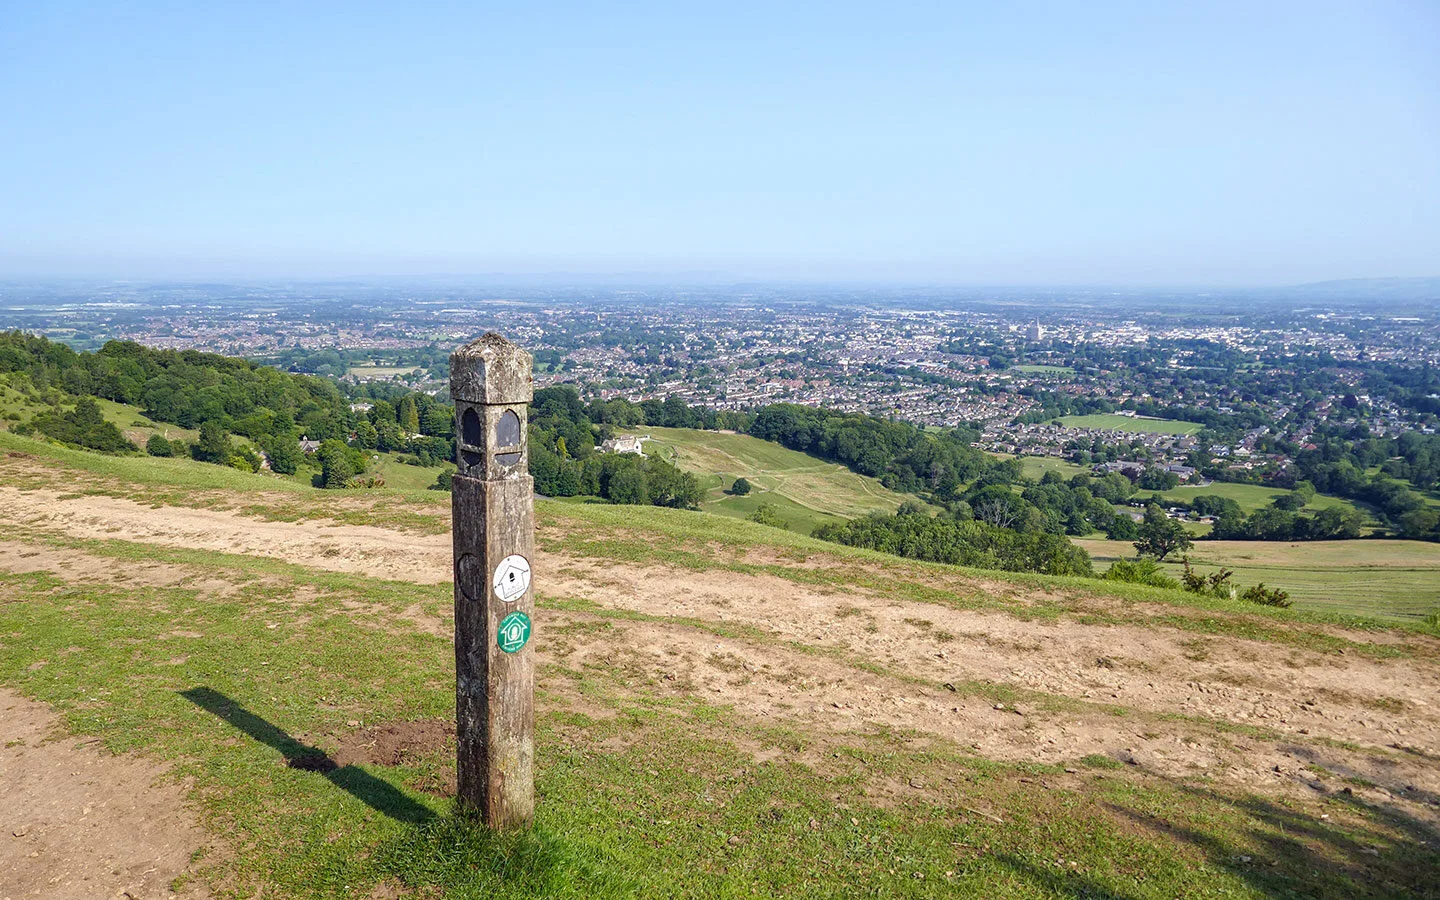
[450,332,535,828]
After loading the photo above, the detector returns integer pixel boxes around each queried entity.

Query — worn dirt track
[3,484,1440,829]
[0,485,452,583]
[0,690,207,900]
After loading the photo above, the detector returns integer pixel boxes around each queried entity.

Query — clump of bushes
[1103,556,1292,609]
[1239,583,1291,608]
[1179,559,1236,598]
[1101,558,1178,589]
[748,503,786,529]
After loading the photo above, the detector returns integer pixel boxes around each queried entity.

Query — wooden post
[450,332,535,828]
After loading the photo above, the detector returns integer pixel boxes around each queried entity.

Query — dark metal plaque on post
[450,332,535,828]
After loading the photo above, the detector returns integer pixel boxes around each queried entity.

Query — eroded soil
[0,690,207,900]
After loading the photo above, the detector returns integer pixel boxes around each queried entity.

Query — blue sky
[1,1,1436,284]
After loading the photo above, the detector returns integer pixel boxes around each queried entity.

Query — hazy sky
[2,1,1437,285]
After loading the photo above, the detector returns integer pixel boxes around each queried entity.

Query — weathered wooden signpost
[450,333,535,828]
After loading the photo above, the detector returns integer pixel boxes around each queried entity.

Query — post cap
[450,333,534,404]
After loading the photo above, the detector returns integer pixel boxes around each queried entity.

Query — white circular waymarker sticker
[492,555,531,603]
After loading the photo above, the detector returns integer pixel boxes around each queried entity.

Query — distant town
[3,280,1438,488]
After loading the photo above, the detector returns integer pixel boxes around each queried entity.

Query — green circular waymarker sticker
[497,611,532,653]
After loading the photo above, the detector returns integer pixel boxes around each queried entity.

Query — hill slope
[2,431,1439,897]
[642,425,906,531]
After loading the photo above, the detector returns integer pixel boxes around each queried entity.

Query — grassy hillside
[2,373,202,447]
[1078,537,1440,622]
[2,431,1440,897]
[642,426,906,532]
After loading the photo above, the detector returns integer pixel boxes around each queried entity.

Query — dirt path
[0,486,452,583]
[544,559,1440,755]
[0,690,207,899]
[4,486,1439,826]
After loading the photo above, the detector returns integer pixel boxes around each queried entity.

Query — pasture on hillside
[641,426,906,532]
[1077,537,1440,623]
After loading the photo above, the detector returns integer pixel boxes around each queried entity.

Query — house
[600,435,646,455]
[298,436,322,454]
[1096,460,1146,478]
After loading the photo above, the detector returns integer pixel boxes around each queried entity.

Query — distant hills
[1283,276,1440,302]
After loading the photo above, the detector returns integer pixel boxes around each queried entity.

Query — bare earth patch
[0,690,208,899]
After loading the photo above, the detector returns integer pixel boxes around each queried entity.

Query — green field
[1057,414,1204,435]
[643,426,906,532]
[1077,537,1440,622]
[1002,454,1091,481]
[1011,364,1074,375]
[1150,480,1365,516]
[1004,456,1370,524]
[348,364,423,378]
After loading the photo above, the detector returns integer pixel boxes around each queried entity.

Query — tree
[731,476,752,496]
[317,439,355,488]
[30,396,134,452]
[897,498,929,517]
[1133,505,1192,561]
[191,421,233,464]
[1272,492,1305,511]
[748,503,786,529]
[146,434,174,457]
[354,420,378,450]
[605,464,647,505]
[398,395,420,433]
[263,432,301,475]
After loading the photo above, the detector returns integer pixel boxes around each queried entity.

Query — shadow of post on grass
[180,686,435,825]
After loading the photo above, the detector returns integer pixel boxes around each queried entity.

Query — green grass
[1144,481,1363,517]
[1057,414,1204,435]
[1011,364,1074,375]
[2,548,1436,897]
[353,451,449,492]
[0,429,450,534]
[0,374,201,446]
[1078,538,1440,623]
[348,364,423,378]
[997,454,1091,481]
[642,426,905,533]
